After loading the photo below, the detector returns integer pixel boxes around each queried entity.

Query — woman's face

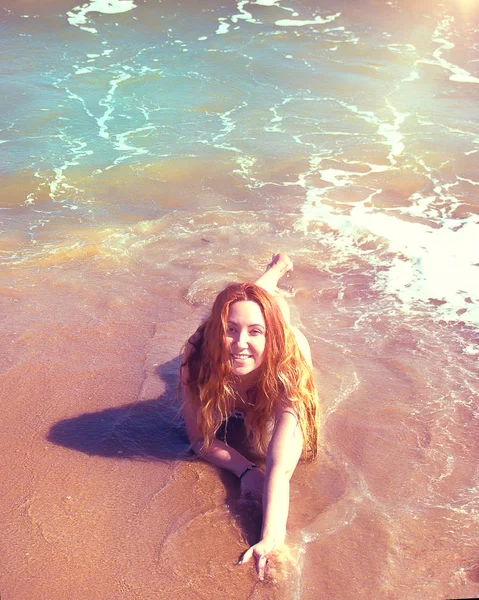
[225,300,266,376]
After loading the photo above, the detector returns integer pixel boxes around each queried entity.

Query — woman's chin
[232,365,252,376]
[231,362,262,377]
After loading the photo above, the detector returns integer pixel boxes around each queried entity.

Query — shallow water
[1,0,479,598]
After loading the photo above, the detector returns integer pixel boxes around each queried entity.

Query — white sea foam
[457,176,479,186]
[463,344,479,356]
[110,124,156,164]
[416,16,479,84]
[215,0,308,35]
[377,101,408,163]
[449,72,479,83]
[264,102,285,133]
[67,0,137,34]
[215,0,260,34]
[304,97,408,166]
[215,19,230,35]
[47,139,93,201]
[301,180,479,325]
[253,0,298,15]
[74,67,94,75]
[210,102,248,154]
[293,142,479,327]
[403,70,420,82]
[275,12,341,27]
[97,71,132,138]
[387,43,416,54]
[351,206,479,320]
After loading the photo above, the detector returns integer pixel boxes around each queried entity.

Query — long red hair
[182,283,320,460]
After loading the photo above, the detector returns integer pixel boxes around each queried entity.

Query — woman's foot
[266,253,293,277]
[254,252,293,295]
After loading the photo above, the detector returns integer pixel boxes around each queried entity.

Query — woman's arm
[239,408,303,579]
[181,342,266,497]
[182,392,266,499]
[182,397,253,476]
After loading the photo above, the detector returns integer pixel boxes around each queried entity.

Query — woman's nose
[235,330,248,348]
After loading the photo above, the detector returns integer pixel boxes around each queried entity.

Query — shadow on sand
[47,356,191,461]
[47,355,264,547]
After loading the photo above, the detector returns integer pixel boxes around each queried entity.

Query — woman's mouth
[231,354,252,361]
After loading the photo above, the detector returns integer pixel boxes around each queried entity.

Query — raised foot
[254,252,294,295]
[266,252,293,277]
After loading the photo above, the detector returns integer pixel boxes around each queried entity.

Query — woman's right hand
[239,467,265,503]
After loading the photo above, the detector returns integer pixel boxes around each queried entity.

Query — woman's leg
[255,253,313,365]
[254,252,293,295]
[254,253,293,324]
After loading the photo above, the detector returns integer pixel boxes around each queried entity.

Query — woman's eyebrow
[227,320,264,328]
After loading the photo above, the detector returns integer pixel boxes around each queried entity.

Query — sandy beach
[2,249,478,598]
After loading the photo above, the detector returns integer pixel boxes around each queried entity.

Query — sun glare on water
[455,0,479,17]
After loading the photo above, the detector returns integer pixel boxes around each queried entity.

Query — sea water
[1,0,478,598]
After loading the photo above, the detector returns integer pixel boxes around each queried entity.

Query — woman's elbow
[283,465,297,481]
[189,436,206,456]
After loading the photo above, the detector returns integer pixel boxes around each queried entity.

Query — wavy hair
[181,282,320,460]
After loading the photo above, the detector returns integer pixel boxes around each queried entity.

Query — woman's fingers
[238,547,254,564]
[257,554,267,580]
[239,545,269,580]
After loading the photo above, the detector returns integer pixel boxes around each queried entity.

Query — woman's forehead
[227,300,265,325]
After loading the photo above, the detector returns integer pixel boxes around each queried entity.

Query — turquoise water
[2,0,478,326]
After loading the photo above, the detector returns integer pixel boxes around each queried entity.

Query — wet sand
[1,254,479,599]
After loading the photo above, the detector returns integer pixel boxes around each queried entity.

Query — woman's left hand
[239,538,276,580]
[239,467,265,504]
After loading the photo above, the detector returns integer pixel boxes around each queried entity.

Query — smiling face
[225,300,266,376]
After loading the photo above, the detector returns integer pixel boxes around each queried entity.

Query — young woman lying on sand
[181,253,320,580]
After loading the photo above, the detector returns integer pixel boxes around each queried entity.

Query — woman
[181,253,320,580]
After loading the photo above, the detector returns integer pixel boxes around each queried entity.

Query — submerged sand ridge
[1,249,478,598]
